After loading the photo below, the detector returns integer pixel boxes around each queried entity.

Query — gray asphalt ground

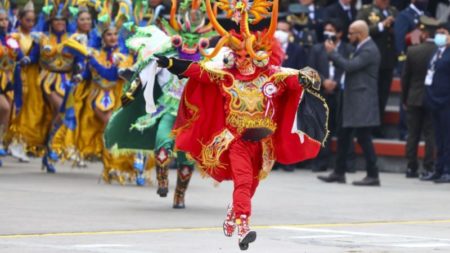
[1,156,450,253]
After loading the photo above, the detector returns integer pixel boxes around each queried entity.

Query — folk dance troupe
[0,0,327,250]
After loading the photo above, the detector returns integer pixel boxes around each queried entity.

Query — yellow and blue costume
[7,27,53,157]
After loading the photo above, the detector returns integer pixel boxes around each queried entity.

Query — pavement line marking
[291,235,350,239]
[1,219,450,239]
[392,243,450,248]
[277,227,450,242]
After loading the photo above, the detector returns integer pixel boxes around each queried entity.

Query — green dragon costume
[104,0,216,208]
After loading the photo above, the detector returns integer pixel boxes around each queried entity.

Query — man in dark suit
[318,20,381,186]
[423,22,450,183]
[401,16,438,178]
[357,0,397,138]
[308,19,354,172]
[323,0,357,40]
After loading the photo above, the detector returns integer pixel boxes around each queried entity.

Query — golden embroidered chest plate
[40,35,74,72]
[224,74,277,134]
[225,75,268,116]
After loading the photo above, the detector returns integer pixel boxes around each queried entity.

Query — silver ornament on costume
[223,52,235,69]
[253,51,269,68]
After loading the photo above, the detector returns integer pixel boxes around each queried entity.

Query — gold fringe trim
[226,113,277,134]
[302,88,330,147]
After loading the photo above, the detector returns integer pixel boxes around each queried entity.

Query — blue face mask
[434,34,448,47]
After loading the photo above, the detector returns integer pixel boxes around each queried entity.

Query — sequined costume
[61,0,151,184]
[53,1,103,167]
[156,0,328,249]
[6,1,53,159]
[104,0,216,208]
[80,44,138,184]
[0,0,23,158]
[34,0,80,173]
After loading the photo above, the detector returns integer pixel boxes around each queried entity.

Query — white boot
[9,141,30,163]
[237,215,257,250]
[223,204,236,237]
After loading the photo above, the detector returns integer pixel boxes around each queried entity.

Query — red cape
[173,63,322,181]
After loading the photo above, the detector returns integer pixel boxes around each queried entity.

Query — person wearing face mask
[319,20,381,186]
[401,16,439,179]
[273,19,308,172]
[422,22,450,183]
[275,19,307,70]
[308,19,355,173]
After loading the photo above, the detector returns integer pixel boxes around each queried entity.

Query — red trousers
[229,139,262,217]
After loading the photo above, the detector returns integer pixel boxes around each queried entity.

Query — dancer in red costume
[156,0,328,250]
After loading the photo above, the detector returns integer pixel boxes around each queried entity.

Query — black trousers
[335,127,378,178]
[406,105,435,171]
[314,91,355,170]
[431,104,450,174]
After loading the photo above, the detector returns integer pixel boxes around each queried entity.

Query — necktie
[347,9,352,20]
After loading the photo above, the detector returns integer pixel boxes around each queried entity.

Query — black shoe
[420,171,441,181]
[352,177,380,186]
[405,168,419,178]
[317,173,346,183]
[434,174,450,183]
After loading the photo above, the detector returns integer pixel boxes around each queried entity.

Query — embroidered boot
[156,148,170,197]
[173,165,194,209]
[223,204,236,237]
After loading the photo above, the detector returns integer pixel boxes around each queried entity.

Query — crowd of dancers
[0,0,327,250]
[0,0,206,208]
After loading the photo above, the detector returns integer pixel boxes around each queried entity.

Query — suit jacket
[324,2,357,40]
[329,38,381,127]
[401,41,437,107]
[282,43,308,69]
[426,47,450,109]
[393,6,422,56]
[308,41,354,88]
[357,4,398,69]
